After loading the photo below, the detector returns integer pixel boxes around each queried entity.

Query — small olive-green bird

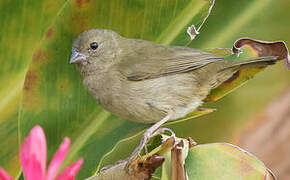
[70,29,277,161]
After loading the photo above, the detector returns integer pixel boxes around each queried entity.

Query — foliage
[90,135,275,180]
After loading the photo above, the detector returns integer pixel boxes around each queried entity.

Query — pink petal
[20,126,47,180]
[21,156,45,180]
[0,167,14,180]
[56,159,83,180]
[47,137,70,180]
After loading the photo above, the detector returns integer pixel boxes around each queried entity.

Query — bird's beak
[70,48,87,64]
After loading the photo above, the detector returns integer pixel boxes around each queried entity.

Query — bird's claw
[125,134,149,169]
[125,127,176,170]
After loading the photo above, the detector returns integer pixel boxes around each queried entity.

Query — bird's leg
[126,113,172,166]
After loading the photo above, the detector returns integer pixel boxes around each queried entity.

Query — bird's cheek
[83,57,96,66]
[82,61,88,66]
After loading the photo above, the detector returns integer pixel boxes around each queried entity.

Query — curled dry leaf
[160,137,191,180]
[128,155,165,180]
[187,137,197,148]
[171,140,187,180]
[233,38,290,69]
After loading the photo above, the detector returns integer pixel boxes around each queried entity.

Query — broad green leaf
[0,115,19,177]
[17,0,215,179]
[0,0,69,176]
[185,143,275,179]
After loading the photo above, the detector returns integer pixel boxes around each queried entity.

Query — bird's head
[70,29,121,72]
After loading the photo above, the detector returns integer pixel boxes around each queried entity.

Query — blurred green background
[0,0,289,179]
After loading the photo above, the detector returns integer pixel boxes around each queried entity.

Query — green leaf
[0,0,69,176]
[185,143,275,179]
[166,108,216,125]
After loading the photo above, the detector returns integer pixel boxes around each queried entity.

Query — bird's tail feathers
[221,56,278,71]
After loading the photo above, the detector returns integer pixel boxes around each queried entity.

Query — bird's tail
[221,56,278,71]
[211,56,278,89]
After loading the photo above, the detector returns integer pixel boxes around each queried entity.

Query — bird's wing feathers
[117,40,223,81]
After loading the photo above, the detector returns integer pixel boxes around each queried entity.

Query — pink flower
[0,126,83,180]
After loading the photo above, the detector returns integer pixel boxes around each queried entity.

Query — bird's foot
[125,127,176,170]
[125,131,149,169]
[125,114,172,170]
[128,131,151,158]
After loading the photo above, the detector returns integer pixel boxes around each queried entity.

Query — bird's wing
[117,40,223,81]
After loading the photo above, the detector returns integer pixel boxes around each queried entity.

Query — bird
[69,29,278,164]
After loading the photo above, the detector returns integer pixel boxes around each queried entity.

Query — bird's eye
[90,42,98,50]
